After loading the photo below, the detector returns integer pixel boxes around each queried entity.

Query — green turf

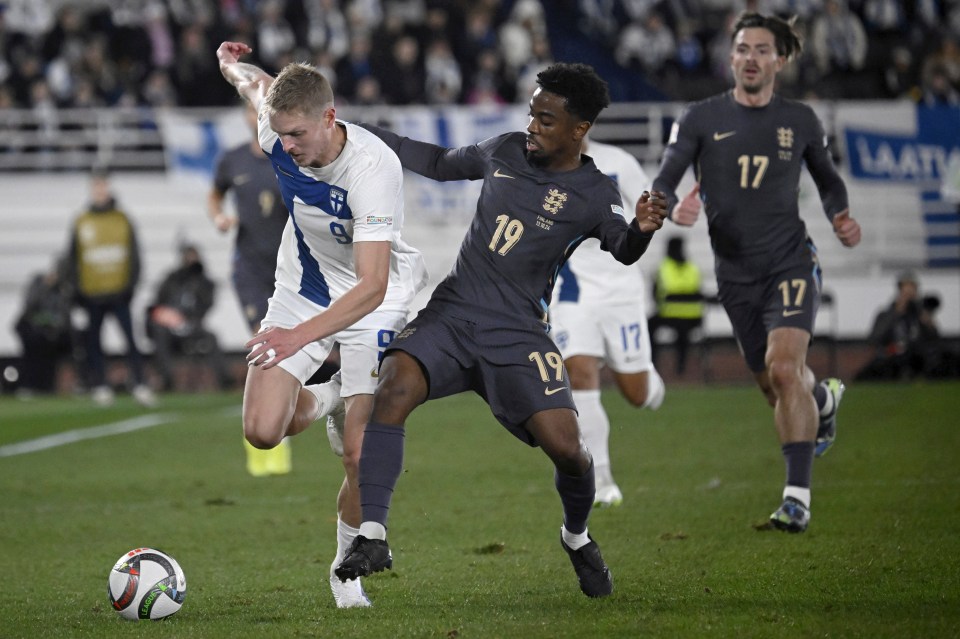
[1,382,958,638]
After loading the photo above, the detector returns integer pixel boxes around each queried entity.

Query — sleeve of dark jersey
[359,123,484,181]
[803,128,850,222]
[598,218,655,266]
[652,109,698,217]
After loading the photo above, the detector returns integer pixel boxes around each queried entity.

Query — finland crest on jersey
[329,187,346,215]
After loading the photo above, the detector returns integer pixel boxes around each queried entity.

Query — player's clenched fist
[635,190,668,233]
[217,41,252,66]
[671,183,701,226]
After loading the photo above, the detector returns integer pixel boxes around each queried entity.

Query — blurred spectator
[919,63,960,107]
[577,0,619,40]
[65,167,155,407]
[498,0,546,80]
[172,23,225,106]
[141,68,178,107]
[809,0,869,97]
[146,244,230,392]
[3,0,54,40]
[380,34,426,104]
[335,33,376,103]
[255,0,296,73]
[464,47,510,105]
[920,34,960,94]
[424,37,462,104]
[457,6,499,83]
[616,11,677,83]
[305,0,350,61]
[881,46,918,100]
[513,33,553,103]
[13,256,73,396]
[855,271,956,381]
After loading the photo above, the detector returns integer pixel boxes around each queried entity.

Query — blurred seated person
[648,236,703,376]
[855,271,950,380]
[13,256,74,395]
[147,244,231,391]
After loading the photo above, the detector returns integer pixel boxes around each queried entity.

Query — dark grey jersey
[364,127,654,323]
[213,144,288,277]
[653,92,848,283]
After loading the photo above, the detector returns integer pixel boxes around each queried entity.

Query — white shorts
[550,299,653,375]
[260,286,408,396]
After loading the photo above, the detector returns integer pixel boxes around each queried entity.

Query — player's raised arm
[634,190,668,234]
[216,41,273,108]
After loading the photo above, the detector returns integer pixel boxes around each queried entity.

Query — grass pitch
[1,381,958,638]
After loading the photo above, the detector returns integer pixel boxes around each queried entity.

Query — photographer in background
[856,271,950,381]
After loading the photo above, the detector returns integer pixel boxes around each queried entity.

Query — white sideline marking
[0,414,175,458]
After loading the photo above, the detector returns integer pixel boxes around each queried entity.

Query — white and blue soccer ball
[107,547,187,620]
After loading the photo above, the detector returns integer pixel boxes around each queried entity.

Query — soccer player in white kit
[216,41,427,608]
[550,136,666,507]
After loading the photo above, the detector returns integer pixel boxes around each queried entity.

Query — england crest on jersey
[329,187,346,215]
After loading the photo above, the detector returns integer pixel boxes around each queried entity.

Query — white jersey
[259,117,427,313]
[555,140,649,306]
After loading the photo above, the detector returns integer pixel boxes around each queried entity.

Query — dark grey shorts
[386,306,576,446]
[718,259,822,373]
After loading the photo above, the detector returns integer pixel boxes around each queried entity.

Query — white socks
[561,525,591,551]
[336,518,360,562]
[305,372,342,421]
[359,522,387,541]
[643,369,666,410]
[572,389,610,470]
[783,486,811,509]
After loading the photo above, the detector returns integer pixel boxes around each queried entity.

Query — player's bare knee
[622,388,647,408]
[766,359,802,394]
[242,413,285,449]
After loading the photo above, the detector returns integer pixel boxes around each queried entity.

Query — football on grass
[107,548,186,620]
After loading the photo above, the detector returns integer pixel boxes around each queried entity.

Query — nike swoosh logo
[544,387,567,396]
[494,168,515,179]
[713,131,736,141]
[782,310,803,317]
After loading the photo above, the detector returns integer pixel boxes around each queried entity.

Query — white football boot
[329,560,372,608]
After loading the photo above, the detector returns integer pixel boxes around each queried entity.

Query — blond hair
[265,62,334,118]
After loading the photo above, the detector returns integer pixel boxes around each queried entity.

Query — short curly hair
[535,63,611,124]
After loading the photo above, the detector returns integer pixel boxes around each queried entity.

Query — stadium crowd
[1,0,959,111]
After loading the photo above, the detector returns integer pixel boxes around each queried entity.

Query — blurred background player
[65,167,155,408]
[13,255,73,396]
[208,101,293,477]
[652,13,862,533]
[217,40,427,608]
[146,243,231,394]
[648,235,704,377]
[550,134,667,508]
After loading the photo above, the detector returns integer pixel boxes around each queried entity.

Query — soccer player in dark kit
[651,12,862,533]
[334,62,668,598]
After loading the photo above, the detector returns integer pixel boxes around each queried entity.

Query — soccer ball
[107,548,187,620]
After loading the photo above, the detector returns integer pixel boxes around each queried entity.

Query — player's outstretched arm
[832,210,861,248]
[635,190,668,234]
[670,183,701,226]
[217,41,273,108]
